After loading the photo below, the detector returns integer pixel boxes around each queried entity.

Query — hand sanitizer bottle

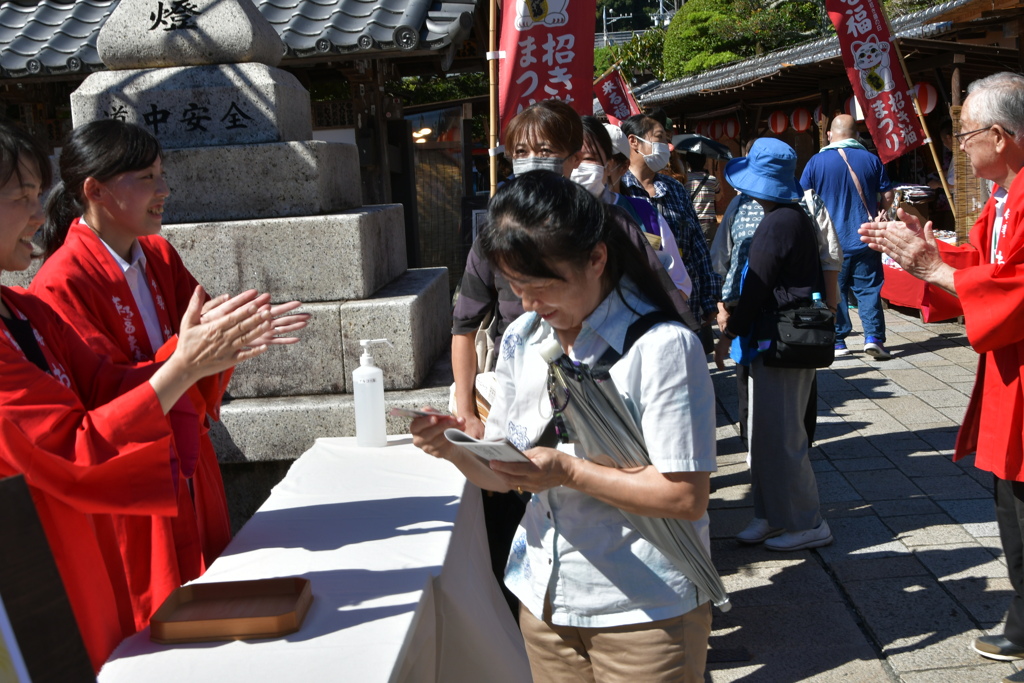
[353,338,392,447]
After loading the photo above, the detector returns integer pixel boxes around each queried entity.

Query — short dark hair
[620,115,662,143]
[581,115,613,164]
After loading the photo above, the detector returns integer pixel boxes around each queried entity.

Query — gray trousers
[748,356,822,532]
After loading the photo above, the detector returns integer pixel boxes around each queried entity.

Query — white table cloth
[99,436,531,682]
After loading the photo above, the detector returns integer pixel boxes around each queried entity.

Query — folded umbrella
[539,339,731,612]
[671,133,734,160]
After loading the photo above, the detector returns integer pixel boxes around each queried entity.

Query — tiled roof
[0,0,479,78]
[641,0,975,106]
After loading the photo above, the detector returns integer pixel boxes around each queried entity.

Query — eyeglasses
[954,124,1017,144]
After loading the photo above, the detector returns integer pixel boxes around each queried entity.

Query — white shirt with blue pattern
[484,279,717,627]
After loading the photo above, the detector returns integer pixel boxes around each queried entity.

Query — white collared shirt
[992,186,1009,264]
[485,279,717,627]
[97,234,166,353]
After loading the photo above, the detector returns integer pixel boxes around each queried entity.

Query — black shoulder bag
[757,214,836,369]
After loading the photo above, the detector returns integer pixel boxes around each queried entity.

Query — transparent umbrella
[540,340,731,612]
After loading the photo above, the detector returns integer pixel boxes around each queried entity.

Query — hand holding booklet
[443,428,530,462]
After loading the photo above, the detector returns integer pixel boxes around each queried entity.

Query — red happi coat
[30,219,232,629]
[0,287,177,671]
[953,170,1024,480]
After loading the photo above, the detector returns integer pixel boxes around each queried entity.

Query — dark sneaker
[863,336,892,360]
[973,635,1024,661]
[834,340,850,356]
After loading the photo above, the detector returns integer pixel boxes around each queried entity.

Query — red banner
[594,69,641,125]
[497,0,595,137]
[826,0,925,164]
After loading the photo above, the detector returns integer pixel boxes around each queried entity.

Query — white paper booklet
[443,428,530,462]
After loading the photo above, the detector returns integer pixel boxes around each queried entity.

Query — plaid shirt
[622,171,722,320]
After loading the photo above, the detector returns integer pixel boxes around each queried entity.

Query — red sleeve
[955,185,1024,354]
[0,336,176,516]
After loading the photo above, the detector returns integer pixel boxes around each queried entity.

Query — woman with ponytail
[0,117,299,671]
[413,172,716,683]
[30,119,309,631]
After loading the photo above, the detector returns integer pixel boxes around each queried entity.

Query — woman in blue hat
[713,138,833,551]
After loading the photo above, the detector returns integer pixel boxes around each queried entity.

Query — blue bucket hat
[724,138,802,203]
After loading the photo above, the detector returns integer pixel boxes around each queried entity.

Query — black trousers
[995,475,1024,645]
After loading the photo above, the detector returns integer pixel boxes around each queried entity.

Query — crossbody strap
[836,148,873,220]
[591,311,680,379]
[689,174,709,202]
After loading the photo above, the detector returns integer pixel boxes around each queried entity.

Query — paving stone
[870,498,944,517]
[843,576,980,670]
[709,506,752,539]
[830,553,930,583]
[814,470,864,504]
[816,515,910,565]
[717,559,842,607]
[883,514,978,547]
[922,364,978,382]
[912,474,992,500]
[871,395,949,425]
[899,662,1020,683]
[832,456,895,472]
[938,406,969,422]
[821,500,877,518]
[706,601,883,683]
[914,388,971,409]
[876,368,946,389]
[886,452,963,478]
[844,469,924,501]
[817,436,884,460]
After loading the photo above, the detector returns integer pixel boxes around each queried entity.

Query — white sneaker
[764,520,833,551]
[736,518,784,544]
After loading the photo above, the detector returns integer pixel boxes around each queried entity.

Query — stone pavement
[705,306,1018,683]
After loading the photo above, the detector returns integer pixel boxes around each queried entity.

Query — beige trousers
[518,600,712,683]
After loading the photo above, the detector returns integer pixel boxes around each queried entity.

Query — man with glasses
[859,72,1024,682]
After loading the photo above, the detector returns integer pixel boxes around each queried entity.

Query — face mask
[570,162,606,197]
[636,137,670,173]
[512,155,566,176]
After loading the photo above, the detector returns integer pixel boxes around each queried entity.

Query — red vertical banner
[826,0,925,163]
[594,69,641,125]
[497,0,596,137]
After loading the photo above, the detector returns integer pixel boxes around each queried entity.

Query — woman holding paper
[412,171,716,683]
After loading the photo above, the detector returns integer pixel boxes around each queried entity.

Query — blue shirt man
[800,114,894,359]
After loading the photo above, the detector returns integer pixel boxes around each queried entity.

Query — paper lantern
[913,83,938,114]
[767,110,788,134]
[812,104,823,126]
[790,108,812,133]
[845,96,864,121]
[722,116,740,139]
[710,119,724,139]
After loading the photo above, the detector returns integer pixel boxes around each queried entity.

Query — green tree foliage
[595,29,667,83]
[387,73,488,106]
[663,0,944,81]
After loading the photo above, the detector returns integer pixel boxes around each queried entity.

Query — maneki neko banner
[826,0,925,164]
[498,0,595,135]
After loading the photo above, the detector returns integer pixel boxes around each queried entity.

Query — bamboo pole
[879,4,956,216]
[488,0,499,197]
[593,60,623,86]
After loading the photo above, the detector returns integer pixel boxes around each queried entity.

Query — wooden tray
[150,577,313,644]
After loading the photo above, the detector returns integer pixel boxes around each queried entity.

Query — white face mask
[570,162,606,197]
[512,156,566,176]
[636,137,670,173]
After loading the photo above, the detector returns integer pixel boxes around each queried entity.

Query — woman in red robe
[29,120,309,631]
[0,117,286,670]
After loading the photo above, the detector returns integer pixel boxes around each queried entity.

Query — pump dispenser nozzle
[358,338,393,367]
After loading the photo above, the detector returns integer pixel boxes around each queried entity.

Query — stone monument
[59,0,451,505]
